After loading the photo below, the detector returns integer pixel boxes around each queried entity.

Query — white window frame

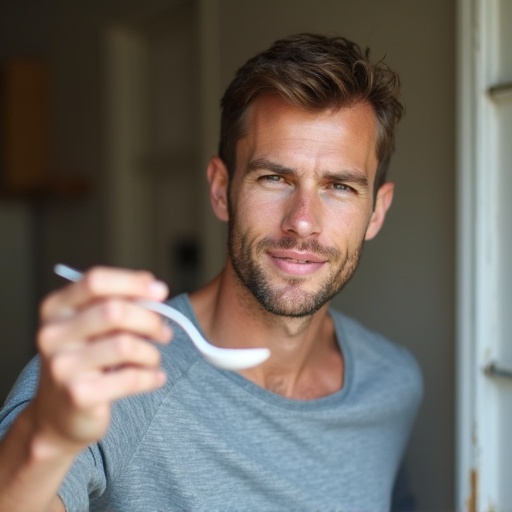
[456,0,511,508]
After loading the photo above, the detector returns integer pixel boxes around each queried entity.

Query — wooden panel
[1,59,50,191]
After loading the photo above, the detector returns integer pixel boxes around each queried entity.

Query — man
[0,33,422,511]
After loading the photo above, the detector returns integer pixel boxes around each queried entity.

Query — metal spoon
[53,263,270,371]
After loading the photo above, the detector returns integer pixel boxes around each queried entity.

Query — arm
[0,267,171,512]
[0,407,68,512]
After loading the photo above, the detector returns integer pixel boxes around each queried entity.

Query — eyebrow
[323,170,369,188]
[245,158,295,176]
[245,158,369,188]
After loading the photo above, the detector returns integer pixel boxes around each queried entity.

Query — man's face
[218,95,390,317]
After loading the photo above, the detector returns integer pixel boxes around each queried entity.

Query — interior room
[2,0,505,509]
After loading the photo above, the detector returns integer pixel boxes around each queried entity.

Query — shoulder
[105,295,199,427]
[0,356,41,437]
[99,294,202,473]
[330,309,424,403]
[331,309,418,368]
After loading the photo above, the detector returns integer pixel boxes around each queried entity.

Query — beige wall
[217,2,455,508]
[0,1,455,509]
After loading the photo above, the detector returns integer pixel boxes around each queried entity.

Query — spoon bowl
[53,264,270,371]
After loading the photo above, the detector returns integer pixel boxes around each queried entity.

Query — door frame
[456,0,478,505]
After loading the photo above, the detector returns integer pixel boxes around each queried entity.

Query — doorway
[457,0,512,508]
[103,0,222,292]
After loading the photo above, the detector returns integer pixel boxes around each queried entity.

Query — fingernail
[149,280,168,298]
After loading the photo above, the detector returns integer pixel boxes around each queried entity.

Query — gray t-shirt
[0,294,423,511]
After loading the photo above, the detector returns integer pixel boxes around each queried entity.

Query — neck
[189,262,344,399]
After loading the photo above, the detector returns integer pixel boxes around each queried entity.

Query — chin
[252,284,334,318]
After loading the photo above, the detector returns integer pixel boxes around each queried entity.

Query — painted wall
[0,0,52,406]
[0,1,455,509]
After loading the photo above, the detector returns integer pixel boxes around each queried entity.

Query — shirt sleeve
[0,357,107,512]
[0,357,41,436]
[58,444,107,512]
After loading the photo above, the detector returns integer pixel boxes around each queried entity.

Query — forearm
[0,406,76,512]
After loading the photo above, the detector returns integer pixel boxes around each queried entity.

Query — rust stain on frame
[467,469,477,512]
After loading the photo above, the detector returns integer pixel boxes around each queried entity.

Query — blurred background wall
[0,0,455,509]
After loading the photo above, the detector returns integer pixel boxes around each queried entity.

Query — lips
[269,250,325,263]
[267,249,327,275]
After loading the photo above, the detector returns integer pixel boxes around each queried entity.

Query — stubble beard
[227,219,364,318]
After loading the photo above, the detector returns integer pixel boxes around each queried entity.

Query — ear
[364,182,394,240]
[207,156,230,222]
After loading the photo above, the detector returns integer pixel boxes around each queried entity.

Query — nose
[281,188,322,238]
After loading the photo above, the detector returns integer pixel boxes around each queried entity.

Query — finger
[68,368,167,408]
[38,299,172,354]
[48,333,163,381]
[42,266,169,321]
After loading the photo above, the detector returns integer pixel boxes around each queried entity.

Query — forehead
[236,95,379,177]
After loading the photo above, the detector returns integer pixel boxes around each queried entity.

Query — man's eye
[260,175,283,183]
[332,183,353,192]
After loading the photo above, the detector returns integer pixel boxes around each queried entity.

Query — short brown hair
[218,33,404,194]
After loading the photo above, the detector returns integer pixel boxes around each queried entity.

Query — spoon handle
[53,264,210,351]
[53,263,270,371]
[54,264,83,283]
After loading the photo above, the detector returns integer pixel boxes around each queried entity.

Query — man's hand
[32,266,172,452]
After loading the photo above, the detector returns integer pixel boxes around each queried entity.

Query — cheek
[325,201,373,234]
[236,190,283,227]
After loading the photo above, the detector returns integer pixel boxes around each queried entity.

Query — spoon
[53,263,270,371]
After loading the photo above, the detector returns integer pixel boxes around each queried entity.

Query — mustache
[257,237,340,260]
